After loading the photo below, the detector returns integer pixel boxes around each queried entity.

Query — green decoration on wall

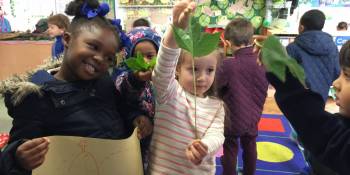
[193,0,265,30]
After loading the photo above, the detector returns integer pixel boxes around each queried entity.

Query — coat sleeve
[2,93,45,175]
[286,43,302,64]
[152,42,181,104]
[267,71,350,174]
[114,71,150,129]
[115,71,147,111]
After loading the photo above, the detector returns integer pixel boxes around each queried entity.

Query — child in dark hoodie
[286,9,340,175]
[287,9,340,102]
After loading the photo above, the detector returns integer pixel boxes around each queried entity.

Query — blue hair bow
[81,2,110,19]
[111,19,132,50]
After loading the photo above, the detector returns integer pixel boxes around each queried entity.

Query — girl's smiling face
[59,26,118,81]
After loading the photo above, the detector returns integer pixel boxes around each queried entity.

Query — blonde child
[148,0,225,174]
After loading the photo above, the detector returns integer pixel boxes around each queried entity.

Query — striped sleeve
[152,42,181,104]
[201,102,225,158]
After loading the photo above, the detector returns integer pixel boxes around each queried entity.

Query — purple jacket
[216,46,268,136]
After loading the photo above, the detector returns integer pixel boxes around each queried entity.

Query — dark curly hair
[65,0,120,48]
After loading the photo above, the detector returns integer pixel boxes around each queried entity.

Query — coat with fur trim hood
[0,60,141,174]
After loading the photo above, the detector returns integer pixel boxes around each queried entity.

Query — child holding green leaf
[113,26,161,170]
[263,40,350,175]
[148,0,225,174]
[286,9,339,175]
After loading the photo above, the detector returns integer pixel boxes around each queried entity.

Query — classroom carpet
[215,114,310,175]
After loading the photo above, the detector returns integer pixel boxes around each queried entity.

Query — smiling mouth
[83,61,98,75]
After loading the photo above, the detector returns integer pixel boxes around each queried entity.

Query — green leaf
[172,25,193,54]
[172,16,221,58]
[194,32,221,57]
[261,36,306,86]
[148,56,157,69]
[125,52,157,72]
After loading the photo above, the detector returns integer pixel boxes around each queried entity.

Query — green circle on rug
[257,142,294,163]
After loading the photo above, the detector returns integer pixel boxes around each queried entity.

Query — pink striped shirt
[149,43,225,175]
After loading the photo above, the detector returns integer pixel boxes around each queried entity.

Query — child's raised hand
[164,0,196,48]
[15,137,50,170]
[172,0,196,29]
[185,139,208,165]
[133,115,153,139]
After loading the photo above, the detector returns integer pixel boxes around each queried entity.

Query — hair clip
[81,2,109,19]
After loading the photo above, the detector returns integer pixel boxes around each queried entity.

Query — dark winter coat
[216,46,269,136]
[268,70,350,175]
[0,61,140,175]
[286,31,340,101]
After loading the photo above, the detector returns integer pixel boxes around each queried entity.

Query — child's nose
[332,77,341,91]
[93,55,104,61]
[196,72,205,81]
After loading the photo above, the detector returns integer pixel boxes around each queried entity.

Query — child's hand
[133,115,153,139]
[172,0,196,29]
[134,70,152,82]
[253,35,268,66]
[185,140,208,165]
[164,0,196,48]
[15,137,50,170]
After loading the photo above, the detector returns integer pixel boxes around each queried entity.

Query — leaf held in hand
[261,35,306,86]
[172,17,221,58]
[125,52,157,72]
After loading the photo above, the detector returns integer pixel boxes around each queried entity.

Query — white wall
[1,0,71,32]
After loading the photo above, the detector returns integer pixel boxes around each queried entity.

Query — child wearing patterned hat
[113,26,161,170]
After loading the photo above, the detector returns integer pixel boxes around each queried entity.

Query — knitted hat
[127,26,161,57]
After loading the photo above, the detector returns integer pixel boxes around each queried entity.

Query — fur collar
[0,59,62,106]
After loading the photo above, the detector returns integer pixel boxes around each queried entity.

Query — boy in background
[287,9,339,102]
[217,18,269,175]
[286,9,340,175]
[47,14,70,60]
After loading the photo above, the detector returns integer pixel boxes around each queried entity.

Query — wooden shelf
[118,5,174,8]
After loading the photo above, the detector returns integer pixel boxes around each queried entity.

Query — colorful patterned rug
[215,114,309,175]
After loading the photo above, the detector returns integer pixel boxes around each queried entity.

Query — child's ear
[175,68,180,79]
[224,40,232,48]
[298,25,304,34]
[62,32,71,48]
